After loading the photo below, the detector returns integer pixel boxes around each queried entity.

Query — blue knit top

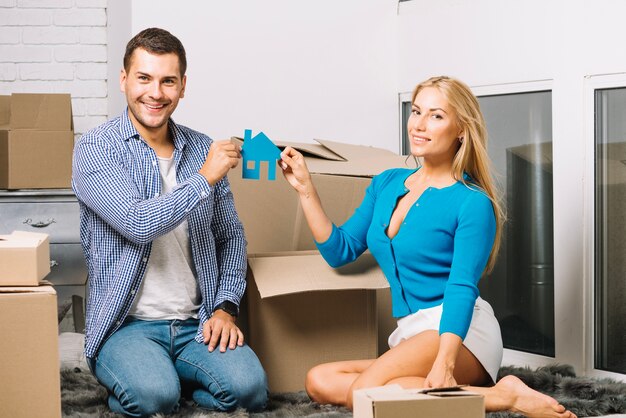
[316,168,496,339]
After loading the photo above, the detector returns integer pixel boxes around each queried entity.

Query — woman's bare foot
[493,375,577,418]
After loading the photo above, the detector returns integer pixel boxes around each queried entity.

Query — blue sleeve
[439,191,496,339]
[315,176,378,267]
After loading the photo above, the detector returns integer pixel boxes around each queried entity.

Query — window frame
[584,73,626,381]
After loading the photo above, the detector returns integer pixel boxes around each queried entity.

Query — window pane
[478,91,555,357]
[595,87,626,374]
[401,100,412,155]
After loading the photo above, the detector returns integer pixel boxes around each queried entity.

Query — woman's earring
[458,137,464,144]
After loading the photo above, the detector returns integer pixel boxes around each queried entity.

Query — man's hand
[202,309,244,352]
[199,140,241,186]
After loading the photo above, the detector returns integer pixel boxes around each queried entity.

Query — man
[72,27,268,416]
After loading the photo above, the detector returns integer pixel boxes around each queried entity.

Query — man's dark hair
[123,27,187,77]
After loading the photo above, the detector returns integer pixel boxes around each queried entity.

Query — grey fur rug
[61,364,626,417]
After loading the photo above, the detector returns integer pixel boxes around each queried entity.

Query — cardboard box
[0,230,50,286]
[353,385,485,418]
[0,93,74,189]
[4,93,73,130]
[247,251,389,392]
[228,138,406,359]
[0,285,61,418]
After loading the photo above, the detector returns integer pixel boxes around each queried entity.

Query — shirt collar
[119,108,187,151]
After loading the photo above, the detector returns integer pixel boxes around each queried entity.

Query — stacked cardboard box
[0,230,60,417]
[0,93,74,189]
[0,286,61,418]
[229,138,406,392]
[0,230,51,286]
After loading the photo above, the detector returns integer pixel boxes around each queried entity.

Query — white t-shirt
[129,154,201,320]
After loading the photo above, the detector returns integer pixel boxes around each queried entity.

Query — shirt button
[152,161,157,166]
[201,191,207,197]
[116,320,121,325]
[415,203,419,207]
[154,192,159,198]
[142,257,148,263]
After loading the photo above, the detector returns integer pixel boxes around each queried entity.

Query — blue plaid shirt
[72,109,247,358]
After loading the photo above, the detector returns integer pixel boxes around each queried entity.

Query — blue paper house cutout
[241,129,282,180]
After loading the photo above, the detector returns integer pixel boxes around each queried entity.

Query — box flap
[0,230,49,247]
[9,93,72,130]
[416,385,481,397]
[248,251,389,298]
[274,139,346,161]
[232,136,346,161]
[0,284,56,295]
[233,136,408,177]
[305,139,409,177]
[357,385,484,402]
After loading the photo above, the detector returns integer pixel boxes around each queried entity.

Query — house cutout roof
[241,129,282,180]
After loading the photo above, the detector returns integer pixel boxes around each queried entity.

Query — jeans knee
[218,369,268,412]
[237,371,269,412]
[116,382,180,417]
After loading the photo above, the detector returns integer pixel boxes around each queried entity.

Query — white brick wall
[0,0,108,136]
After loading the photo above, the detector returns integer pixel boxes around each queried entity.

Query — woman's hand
[279,146,333,242]
[424,332,462,388]
[279,146,313,197]
[424,360,458,388]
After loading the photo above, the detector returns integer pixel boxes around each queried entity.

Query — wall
[0,0,108,136]
[109,0,399,150]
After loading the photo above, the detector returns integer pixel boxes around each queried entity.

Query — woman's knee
[305,364,332,403]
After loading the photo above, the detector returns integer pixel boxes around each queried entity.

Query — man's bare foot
[495,375,577,418]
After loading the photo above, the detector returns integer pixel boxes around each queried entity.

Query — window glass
[479,91,554,357]
[594,87,626,374]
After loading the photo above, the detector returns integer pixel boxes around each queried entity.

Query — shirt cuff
[186,173,213,200]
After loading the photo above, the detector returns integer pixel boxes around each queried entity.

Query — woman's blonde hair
[412,75,505,273]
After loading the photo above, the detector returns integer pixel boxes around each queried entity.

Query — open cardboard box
[0,93,74,189]
[228,137,407,391]
[246,250,389,392]
[0,230,50,286]
[0,285,61,418]
[353,384,485,418]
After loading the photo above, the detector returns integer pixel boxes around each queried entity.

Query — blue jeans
[87,317,268,417]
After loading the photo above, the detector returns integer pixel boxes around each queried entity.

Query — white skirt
[387,297,503,384]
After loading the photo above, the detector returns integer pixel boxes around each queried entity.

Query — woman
[279,76,576,418]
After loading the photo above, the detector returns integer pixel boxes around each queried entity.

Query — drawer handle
[50,260,59,268]
[23,218,56,228]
